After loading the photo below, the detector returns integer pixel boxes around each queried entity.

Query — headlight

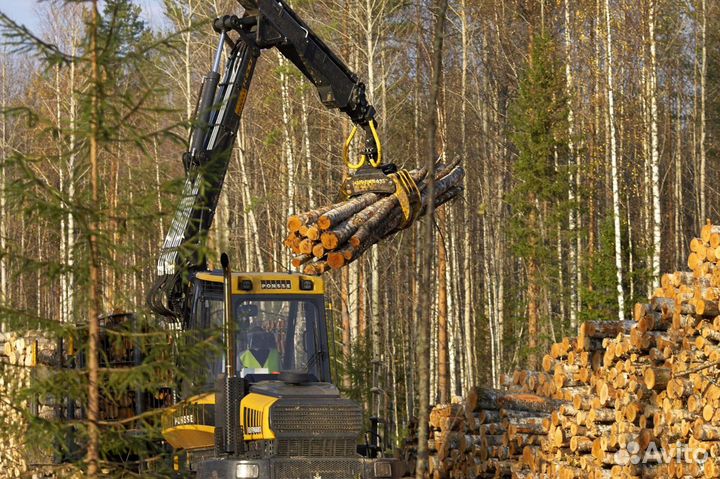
[374,461,392,478]
[236,463,259,478]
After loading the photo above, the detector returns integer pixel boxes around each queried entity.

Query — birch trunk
[358,265,366,341]
[482,212,497,388]
[341,267,352,390]
[448,207,460,394]
[217,188,230,254]
[564,0,578,330]
[460,0,475,388]
[674,96,684,270]
[363,0,382,397]
[57,63,67,324]
[492,31,505,380]
[67,56,75,325]
[153,134,164,244]
[184,1,193,139]
[279,55,295,268]
[604,0,625,320]
[235,125,261,271]
[642,60,652,297]
[590,0,602,261]
[649,0,661,289]
[300,86,314,208]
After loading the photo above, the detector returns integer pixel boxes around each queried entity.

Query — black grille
[272,458,363,479]
[275,438,357,457]
[270,398,362,458]
[161,402,214,430]
[271,400,362,435]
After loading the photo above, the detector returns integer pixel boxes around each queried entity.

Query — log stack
[407,221,720,478]
[0,332,33,477]
[285,163,464,274]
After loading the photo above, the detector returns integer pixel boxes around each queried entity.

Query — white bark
[184,1,194,134]
[448,208,462,392]
[300,86,314,208]
[153,135,164,244]
[67,58,75,325]
[363,0,382,372]
[278,55,295,269]
[483,215,497,389]
[604,0,625,320]
[641,64,652,297]
[57,63,67,324]
[674,96,684,269]
[446,232,456,395]
[235,124,261,272]
[627,193,634,300]
[459,0,475,388]
[348,262,359,343]
[217,188,230,254]
[158,1,197,139]
[487,44,505,385]
[564,0,578,330]
[554,148,566,329]
[649,0,661,289]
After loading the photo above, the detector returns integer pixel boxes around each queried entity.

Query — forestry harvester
[142,0,406,477]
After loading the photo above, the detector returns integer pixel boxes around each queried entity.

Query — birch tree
[604,0,625,320]
[564,0,579,329]
[649,0,661,289]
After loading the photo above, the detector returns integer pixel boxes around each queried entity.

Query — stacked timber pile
[407,221,720,478]
[0,332,35,477]
[0,333,75,476]
[285,162,464,274]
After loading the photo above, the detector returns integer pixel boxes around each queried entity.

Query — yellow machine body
[162,392,279,449]
[161,393,216,450]
[194,271,324,295]
[161,271,325,450]
[239,393,278,441]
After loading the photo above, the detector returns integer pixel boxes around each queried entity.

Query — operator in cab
[239,325,280,372]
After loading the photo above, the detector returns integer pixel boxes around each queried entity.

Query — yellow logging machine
[137,0,409,477]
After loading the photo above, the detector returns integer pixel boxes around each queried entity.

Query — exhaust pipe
[216,253,243,455]
[221,253,235,378]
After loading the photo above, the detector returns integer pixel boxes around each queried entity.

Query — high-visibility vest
[239,349,281,372]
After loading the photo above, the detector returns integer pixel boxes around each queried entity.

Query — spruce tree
[0,2,211,477]
[507,32,568,367]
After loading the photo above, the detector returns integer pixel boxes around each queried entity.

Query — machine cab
[185,271,331,392]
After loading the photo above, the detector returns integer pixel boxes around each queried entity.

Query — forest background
[0,0,718,464]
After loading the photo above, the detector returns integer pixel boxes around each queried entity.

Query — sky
[0,0,166,34]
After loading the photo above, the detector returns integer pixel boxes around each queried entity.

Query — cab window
[193,295,326,383]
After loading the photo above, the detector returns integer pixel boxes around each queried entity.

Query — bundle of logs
[404,221,720,478]
[284,162,464,274]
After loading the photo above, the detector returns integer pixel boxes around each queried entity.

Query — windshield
[195,295,327,384]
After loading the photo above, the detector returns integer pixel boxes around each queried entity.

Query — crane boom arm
[148,0,377,320]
